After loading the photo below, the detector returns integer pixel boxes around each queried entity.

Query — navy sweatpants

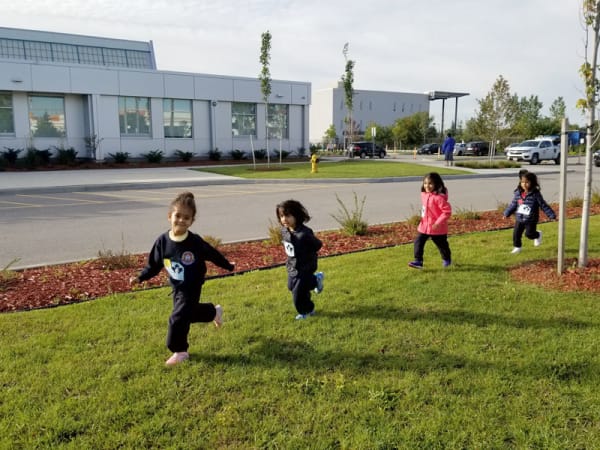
[167,287,216,352]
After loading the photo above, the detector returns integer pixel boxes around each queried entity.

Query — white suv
[505,138,560,165]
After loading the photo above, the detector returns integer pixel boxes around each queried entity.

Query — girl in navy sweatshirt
[276,199,324,320]
[503,171,556,254]
[132,192,234,366]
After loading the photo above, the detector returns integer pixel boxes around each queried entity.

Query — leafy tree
[323,124,337,148]
[259,30,272,166]
[513,95,543,139]
[341,43,355,147]
[575,0,600,267]
[549,96,567,122]
[471,75,517,155]
[392,112,433,148]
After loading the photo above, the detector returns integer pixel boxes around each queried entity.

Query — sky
[2,0,588,130]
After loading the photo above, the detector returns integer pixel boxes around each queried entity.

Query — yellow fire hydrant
[311,152,319,173]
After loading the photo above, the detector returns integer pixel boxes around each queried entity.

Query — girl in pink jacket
[408,172,452,269]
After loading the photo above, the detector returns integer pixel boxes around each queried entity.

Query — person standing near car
[442,133,456,166]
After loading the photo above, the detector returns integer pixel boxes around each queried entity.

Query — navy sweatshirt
[281,224,322,276]
[504,190,556,224]
[138,231,234,294]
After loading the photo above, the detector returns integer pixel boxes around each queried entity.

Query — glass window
[267,104,288,139]
[51,43,79,64]
[28,96,66,137]
[126,50,153,69]
[24,41,53,62]
[119,97,151,136]
[78,46,104,66]
[163,99,192,138]
[231,102,256,136]
[103,48,128,67]
[0,39,25,59]
[0,92,15,134]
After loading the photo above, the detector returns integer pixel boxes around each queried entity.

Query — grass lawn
[1,218,599,448]
[195,160,470,179]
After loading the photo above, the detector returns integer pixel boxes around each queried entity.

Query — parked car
[418,143,440,155]
[594,149,600,167]
[347,141,386,159]
[453,143,467,156]
[464,141,490,156]
[505,138,560,165]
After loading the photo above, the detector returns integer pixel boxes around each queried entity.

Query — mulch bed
[1,208,599,313]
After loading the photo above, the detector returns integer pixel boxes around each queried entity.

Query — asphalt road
[0,160,596,269]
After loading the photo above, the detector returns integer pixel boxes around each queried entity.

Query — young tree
[259,30,272,166]
[341,43,355,149]
[323,124,337,149]
[513,95,543,139]
[473,75,517,156]
[549,96,567,123]
[575,0,600,267]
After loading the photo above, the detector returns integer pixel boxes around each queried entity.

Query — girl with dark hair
[276,199,324,320]
[503,171,556,254]
[131,191,235,366]
[408,172,452,269]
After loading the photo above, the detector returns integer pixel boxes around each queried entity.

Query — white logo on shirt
[517,204,531,216]
[283,242,295,257]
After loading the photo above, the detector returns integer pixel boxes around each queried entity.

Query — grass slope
[1,218,599,449]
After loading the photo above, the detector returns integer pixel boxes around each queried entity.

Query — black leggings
[413,232,451,262]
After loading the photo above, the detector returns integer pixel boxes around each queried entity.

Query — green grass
[2,217,600,448]
[195,160,470,179]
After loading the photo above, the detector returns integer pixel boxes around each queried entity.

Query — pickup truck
[505,138,560,165]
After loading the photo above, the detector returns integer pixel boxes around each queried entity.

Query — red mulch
[1,208,599,313]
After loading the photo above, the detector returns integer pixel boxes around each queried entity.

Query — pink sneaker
[165,352,189,366]
[214,304,223,328]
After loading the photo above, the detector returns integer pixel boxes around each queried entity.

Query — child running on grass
[503,171,556,254]
[131,191,235,366]
[408,172,452,269]
[276,199,324,320]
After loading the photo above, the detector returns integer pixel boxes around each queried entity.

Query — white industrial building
[0,27,310,161]
[309,83,431,146]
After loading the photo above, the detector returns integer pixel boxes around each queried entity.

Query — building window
[0,92,15,134]
[78,46,104,66]
[28,96,65,137]
[231,102,256,136]
[103,48,128,67]
[267,104,288,139]
[0,39,25,59]
[24,41,53,62]
[119,97,151,136]
[51,43,79,64]
[127,50,153,69]
[163,99,192,138]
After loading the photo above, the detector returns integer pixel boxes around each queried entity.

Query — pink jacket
[417,191,452,235]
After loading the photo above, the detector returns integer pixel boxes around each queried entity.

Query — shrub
[267,219,283,245]
[23,148,38,168]
[0,257,20,290]
[141,150,164,163]
[108,152,130,164]
[271,150,290,160]
[208,148,222,161]
[174,150,195,162]
[97,236,137,270]
[253,149,267,160]
[567,194,584,208]
[230,149,247,160]
[55,147,78,165]
[202,235,222,248]
[35,149,52,165]
[297,146,307,157]
[592,189,600,206]
[454,207,481,220]
[1,147,22,165]
[331,192,368,236]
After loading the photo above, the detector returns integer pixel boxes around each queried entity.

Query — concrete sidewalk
[0,157,565,195]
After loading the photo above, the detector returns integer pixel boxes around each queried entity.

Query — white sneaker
[214,304,223,328]
[534,231,543,247]
[511,247,522,254]
[165,352,189,366]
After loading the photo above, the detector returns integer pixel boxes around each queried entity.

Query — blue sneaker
[314,272,325,294]
[442,260,451,268]
[408,260,423,269]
